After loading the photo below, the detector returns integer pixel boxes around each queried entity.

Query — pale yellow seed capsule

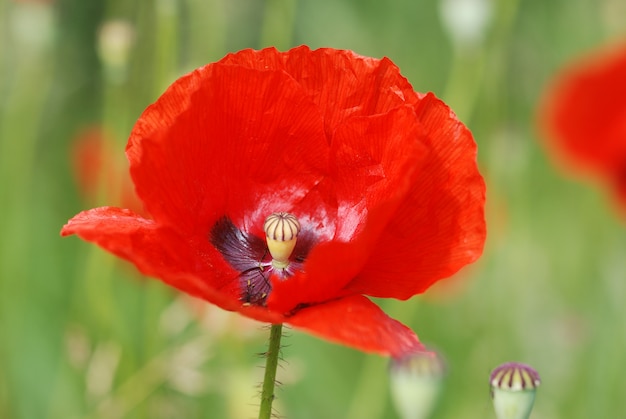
[264,212,300,269]
[490,362,541,419]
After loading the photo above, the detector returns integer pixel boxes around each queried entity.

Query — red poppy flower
[61,46,486,357]
[538,41,626,213]
[71,126,144,214]
[72,127,110,201]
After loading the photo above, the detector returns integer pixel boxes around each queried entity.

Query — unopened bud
[490,362,541,419]
[389,351,445,419]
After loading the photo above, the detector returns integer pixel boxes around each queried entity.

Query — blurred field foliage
[1,0,625,418]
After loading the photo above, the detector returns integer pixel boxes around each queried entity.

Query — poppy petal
[287,294,425,357]
[61,207,241,306]
[220,46,420,138]
[127,63,330,238]
[345,93,486,299]
[267,106,427,312]
[281,48,421,137]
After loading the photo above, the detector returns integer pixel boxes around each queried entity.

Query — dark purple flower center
[209,217,316,306]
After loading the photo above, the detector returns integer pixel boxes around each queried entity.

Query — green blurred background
[1,0,625,418]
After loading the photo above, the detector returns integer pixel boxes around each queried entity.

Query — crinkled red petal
[267,106,427,312]
[219,46,420,139]
[127,63,330,238]
[344,93,486,299]
[287,294,425,357]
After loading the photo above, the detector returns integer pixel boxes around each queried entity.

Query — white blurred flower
[9,1,56,52]
[97,19,136,84]
[86,341,122,400]
[439,0,493,49]
[65,324,92,370]
[166,338,213,396]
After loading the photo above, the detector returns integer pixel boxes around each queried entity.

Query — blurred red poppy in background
[538,41,626,213]
[62,46,486,357]
[71,126,144,214]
